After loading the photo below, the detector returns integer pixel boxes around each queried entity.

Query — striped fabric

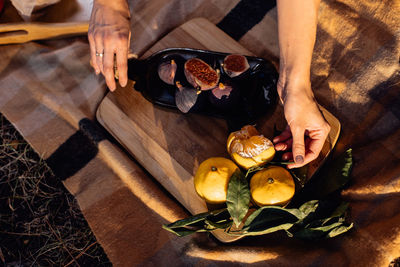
[0,0,399,266]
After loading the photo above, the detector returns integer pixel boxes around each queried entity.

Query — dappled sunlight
[187,245,280,263]
[342,177,400,198]
[327,72,348,95]
[98,140,184,223]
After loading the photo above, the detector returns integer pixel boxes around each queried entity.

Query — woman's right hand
[273,78,330,169]
[88,0,131,91]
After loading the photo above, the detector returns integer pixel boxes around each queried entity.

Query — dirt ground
[0,113,111,266]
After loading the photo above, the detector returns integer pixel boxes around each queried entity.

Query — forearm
[277,0,320,95]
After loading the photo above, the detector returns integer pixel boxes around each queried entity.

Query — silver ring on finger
[95,51,104,57]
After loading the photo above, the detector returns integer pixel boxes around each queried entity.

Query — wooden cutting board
[96,18,340,243]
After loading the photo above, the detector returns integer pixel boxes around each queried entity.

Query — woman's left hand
[88,0,131,91]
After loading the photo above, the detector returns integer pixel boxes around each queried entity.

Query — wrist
[279,62,310,83]
[277,72,314,104]
[94,0,130,13]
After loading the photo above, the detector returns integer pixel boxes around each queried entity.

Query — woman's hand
[273,79,330,169]
[88,0,131,91]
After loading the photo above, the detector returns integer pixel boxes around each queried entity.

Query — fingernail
[95,70,100,75]
[295,155,304,164]
[273,137,279,143]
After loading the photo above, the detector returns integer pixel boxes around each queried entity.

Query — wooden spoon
[0,22,89,45]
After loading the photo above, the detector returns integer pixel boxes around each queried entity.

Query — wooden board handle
[0,22,89,45]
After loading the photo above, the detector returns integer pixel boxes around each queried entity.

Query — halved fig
[158,59,177,85]
[222,54,249,78]
[175,81,198,113]
[184,58,220,90]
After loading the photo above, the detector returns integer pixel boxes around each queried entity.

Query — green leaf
[243,206,301,234]
[204,209,233,229]
[205,219,232,229]
[162,225,208,237]
[291,149,353,204]
[327,223,353,238]
[242,223,295,236]
[164,209,225,229]
[298,200,319,218]
[162,225,193,236]
[162,208,231,237]
[314,149,353,198]
[205,208,231,223]
[291,201,353,239]
[293,222,343,240]
[321,202,349,226]
[226,170,251,227]
[301,201,347,227]
[288,200,320,232]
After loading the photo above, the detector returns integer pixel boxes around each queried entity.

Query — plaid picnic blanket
[1,0,399,266]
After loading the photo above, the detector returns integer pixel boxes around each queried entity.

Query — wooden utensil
[0,22,88,45]
[96,18,341,243]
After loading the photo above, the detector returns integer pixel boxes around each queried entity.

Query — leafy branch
[163,149,354,240]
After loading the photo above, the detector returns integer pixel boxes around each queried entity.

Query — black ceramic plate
[127,48,278,130]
